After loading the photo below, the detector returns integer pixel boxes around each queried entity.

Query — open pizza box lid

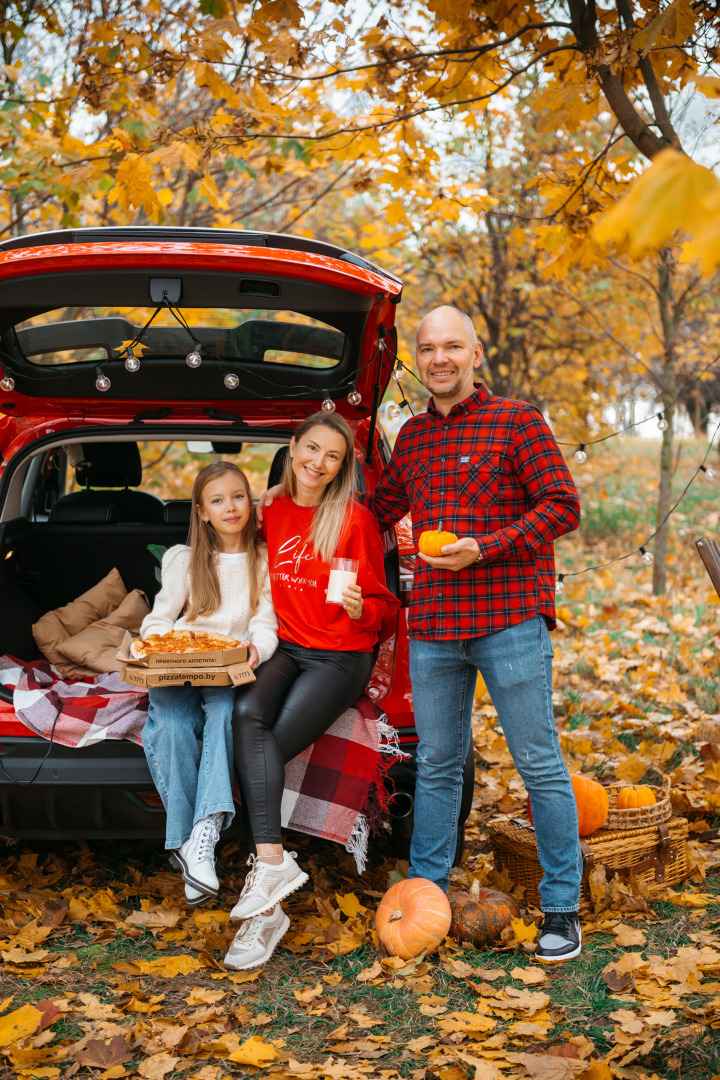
[117,630,248,668]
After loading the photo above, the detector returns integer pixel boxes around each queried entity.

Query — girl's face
[198,473,251,544]
[290,424,347,505]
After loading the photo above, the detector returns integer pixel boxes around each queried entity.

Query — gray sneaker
[224,905,290,970]
[230,851,308,921]
[170,813,223,900]
[535,911,582,962]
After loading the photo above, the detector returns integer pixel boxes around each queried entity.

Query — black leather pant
[232,640,373,845]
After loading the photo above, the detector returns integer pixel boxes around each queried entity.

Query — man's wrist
[474,541,483,564]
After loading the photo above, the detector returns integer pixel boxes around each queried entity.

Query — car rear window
[14,306,345,370]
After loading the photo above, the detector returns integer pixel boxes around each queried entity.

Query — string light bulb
[95,368,111,392]
[392,363,403,382]
[387,402,401,419]
[348,388,362,405]
[186,348,202,368]
[124,346,140,373]
[0,375,14,392]
[574,444,587,464]
[656,412,668,431]
[321,395,336,413]
[555,574,565,594]
[640,547,654,565]
[224,373,239,390]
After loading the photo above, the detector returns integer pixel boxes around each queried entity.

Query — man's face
[415,309,483,406]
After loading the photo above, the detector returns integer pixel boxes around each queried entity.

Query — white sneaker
[224,905,290,970]
[170,813,223,900]
[230,851,308,921]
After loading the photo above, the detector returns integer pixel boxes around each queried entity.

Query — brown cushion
[32,568,128,667]
[54,590,151,677]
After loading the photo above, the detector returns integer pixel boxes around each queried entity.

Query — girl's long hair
[187,462,264,620]
[279,411,356,564]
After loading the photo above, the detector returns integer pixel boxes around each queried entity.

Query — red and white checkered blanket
[0,656,403,871]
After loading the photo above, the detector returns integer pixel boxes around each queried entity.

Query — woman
[224,411,399,970]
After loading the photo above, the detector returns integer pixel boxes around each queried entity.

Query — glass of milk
[326,558,359,604]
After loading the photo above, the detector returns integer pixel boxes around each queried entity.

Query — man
[260,305,583,961]
[363,305,583,962]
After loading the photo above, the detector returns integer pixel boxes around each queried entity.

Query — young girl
[224,412,400,970]
[141,462,278,906]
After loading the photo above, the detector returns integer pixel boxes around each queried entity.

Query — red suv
[0,227,473,860]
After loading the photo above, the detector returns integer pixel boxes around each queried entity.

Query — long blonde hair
[187,462,264,619]
[280,411,356,564]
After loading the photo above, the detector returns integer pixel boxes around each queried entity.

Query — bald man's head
[417,306,477,348]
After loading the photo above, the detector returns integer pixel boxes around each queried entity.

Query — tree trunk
[652,251,677,595]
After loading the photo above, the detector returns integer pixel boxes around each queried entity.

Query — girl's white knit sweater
[139,545,278,665]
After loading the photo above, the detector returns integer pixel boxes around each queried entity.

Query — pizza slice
[131,629,243,659]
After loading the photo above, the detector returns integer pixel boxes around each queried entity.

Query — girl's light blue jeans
[408,614,582,910]
[142,684,237,850]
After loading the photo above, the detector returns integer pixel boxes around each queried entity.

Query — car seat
[54,442,165,523]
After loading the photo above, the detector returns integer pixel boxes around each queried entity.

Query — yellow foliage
[592,149,719,259]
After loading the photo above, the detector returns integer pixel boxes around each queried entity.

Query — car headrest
[163,500,193,526]
[267,445,289,489]
[50,502,119,523]
[75,442,142,488]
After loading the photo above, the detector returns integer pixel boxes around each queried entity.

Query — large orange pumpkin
[617,785,656,809]
[418,522,459,558]
[527,773,609,837]
[448,880,520,947]
[375,878,452,959]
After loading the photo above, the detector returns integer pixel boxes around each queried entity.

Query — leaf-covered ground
[3,440,720,1080]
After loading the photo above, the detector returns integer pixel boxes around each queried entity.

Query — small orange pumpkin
[616,785,656,809]
[448,880,520,947]
[375,878,452,959]
[527,773,609,837]
[418,520,459,558]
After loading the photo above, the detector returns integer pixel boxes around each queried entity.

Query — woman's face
[290,424,347,505]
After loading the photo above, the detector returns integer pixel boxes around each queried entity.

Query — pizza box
[120,662,255,689]
[117,631,248,668]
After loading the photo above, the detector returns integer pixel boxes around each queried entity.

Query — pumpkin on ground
[527,773,609,837]
[448,879,520,947]
[375,878,452,959]
[418,521,459,558]
[617,785,657,809]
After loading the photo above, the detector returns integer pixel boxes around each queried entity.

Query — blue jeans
[408,615,581,909]
[142,684,237,850]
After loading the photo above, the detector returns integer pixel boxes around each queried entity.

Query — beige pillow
[55,590,151,677]
[32,568,128,667]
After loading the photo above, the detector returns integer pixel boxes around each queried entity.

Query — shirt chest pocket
[409,461,431,513]
[457,457,500,508]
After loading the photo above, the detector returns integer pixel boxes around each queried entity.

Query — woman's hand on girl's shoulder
[256,485,282,524]
[342,584,363,621]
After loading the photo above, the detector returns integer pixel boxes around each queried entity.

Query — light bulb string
[556,347,720,451]
[396,351,720,451]
[559,416,720,582]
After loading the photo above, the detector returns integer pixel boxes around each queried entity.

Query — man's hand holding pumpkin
[417,536,481,571]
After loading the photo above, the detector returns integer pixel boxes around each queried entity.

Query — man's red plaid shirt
[364,384,580,640]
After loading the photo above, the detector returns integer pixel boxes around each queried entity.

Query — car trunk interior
[0,431,393,704]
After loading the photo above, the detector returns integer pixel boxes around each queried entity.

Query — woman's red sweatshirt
[262,495,400,652]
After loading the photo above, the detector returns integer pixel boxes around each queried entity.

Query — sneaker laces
[195,816,220,863]
[540,911,577,940]
[234,912,267,948]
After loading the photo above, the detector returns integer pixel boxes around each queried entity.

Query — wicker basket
[605,777,672,831]
[489,815,689,909]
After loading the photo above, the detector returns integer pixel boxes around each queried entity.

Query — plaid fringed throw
[0,656,405,871]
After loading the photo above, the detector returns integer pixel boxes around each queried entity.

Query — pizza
[131,629,243,659]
